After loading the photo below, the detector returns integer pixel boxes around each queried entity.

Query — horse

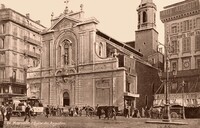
[150,107,163,119]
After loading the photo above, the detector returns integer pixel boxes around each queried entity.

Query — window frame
[182,37,191,53]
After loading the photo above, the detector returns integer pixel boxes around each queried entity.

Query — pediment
[49,16,80,30]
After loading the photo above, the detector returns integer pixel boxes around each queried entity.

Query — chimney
[0,4,5,9]
[36,20,40,24]
[26,13,30,19]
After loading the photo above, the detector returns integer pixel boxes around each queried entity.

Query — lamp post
[157,43,171,122]
[163,58,171,122]
[182,80,186,119]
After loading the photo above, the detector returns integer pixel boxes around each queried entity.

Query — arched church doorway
[63,92,70,107]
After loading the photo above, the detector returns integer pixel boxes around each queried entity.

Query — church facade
[0,0,163,112]
[27,6,143,110]
[27,0,162,111]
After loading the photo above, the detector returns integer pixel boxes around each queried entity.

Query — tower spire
[141,0,153,4]
[135,0,158,60]
[137,0,156,30]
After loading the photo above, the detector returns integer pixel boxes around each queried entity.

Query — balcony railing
[0,78,10,83]
[24,36,41,46]
[24,50,40,58]
[0,78,26,85]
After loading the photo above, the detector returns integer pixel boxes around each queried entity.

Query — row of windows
[12,86,25,94]
[170,35,200,54]
[171,58,200,71]
[0,69,24,82]
[0,35,41,54]
[12,24,41,41]
[170,81,191,93]
[1,23,41,42]
[171,18,200,34]
[0,51,38,67]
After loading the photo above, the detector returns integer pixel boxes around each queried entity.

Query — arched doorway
[63,92,70,107]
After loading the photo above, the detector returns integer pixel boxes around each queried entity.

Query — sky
[0,0,182,43]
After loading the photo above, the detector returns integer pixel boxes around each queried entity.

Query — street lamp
[157,70,171,122]
[157,42,172,122]
[182,80,186,119]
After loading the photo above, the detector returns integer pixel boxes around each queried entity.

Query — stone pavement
[3,116,200,128]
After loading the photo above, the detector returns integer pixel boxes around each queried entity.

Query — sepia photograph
[0,0,200,127]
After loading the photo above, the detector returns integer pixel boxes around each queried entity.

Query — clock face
[184,61,189,68]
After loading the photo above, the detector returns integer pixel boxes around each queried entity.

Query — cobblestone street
[3,116,200,128]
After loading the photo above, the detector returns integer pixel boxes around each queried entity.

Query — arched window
[143,11,147,23]
[99,42,103,56]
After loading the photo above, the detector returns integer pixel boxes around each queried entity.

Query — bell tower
[135,0,158,60]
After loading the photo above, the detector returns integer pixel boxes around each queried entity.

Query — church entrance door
[63,92,70,107]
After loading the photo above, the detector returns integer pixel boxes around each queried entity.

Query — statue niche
[57,39,72,67]
[64,42,70,65]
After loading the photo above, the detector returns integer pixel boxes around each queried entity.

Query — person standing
[0,103,6,122]
[6,104,12,121]
[45,105,50,118]
[24,104,31,122]
[104,107,108,119]
[96,105,102,119]
[75,106,79,116]
[141,107,145,118]
[112,107,116,120]
[127,106,131,118]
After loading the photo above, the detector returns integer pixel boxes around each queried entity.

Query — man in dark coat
[24,104,31,122]
[6,104,12,121]
[96,106,102,119]
[45,105,50,118]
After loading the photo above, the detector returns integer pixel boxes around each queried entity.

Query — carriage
[150,105,183,119]
[97,106,118,119]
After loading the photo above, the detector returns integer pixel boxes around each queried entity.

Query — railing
[24,50,40,58]
[0,78,10,83]
[24,36,41,46]
[0,78,26,84]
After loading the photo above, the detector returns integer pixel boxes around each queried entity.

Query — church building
[27,4,143,110]
[0,0,163,112]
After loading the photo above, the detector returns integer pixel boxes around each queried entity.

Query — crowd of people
[0,101,156,123]
[0,102,33,123]
[0,102,12,122]
[44,105,95,117]
[124,106,155,119]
